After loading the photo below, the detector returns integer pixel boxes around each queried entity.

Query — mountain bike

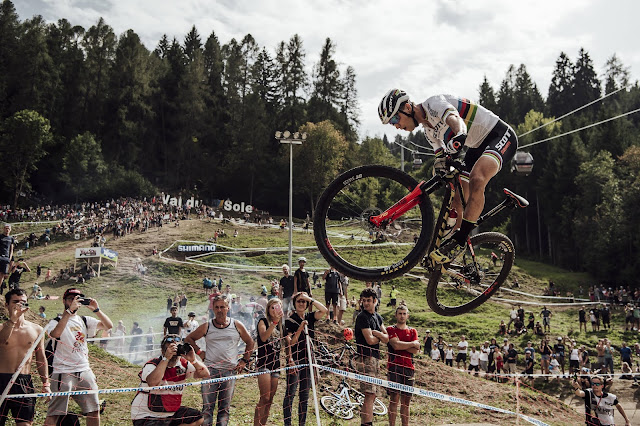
[315,340,357,370]
[320,378,388,420]
[313,158,528,316]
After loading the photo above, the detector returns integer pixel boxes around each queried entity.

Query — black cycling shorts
[462,120,518,176]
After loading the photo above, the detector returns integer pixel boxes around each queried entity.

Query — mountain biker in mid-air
[378,89,518,264]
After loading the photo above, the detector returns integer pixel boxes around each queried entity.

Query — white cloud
[14,0,640,142]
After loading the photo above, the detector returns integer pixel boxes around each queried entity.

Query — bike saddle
[503,189,529,208]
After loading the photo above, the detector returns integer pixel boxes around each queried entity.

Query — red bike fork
[368,182,425,228]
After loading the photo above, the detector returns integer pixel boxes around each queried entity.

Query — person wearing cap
[257,288,268,313]
[553,337,566,375]
[43,288,113,426]
[293,257,311,304]
[444,344,454,367]
[0,288,50,426]
[293,256,311,292]
[183,312,199,338]
[131,334,210,425]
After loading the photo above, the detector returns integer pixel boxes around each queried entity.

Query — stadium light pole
[275,130,306,270]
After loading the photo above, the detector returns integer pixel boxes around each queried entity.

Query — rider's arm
[445,114,466,135]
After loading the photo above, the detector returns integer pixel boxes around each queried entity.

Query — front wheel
[320,395,354,420]
[314,165,434,281]
[426,232,514,316]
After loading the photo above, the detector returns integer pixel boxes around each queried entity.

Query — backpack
[45,315,88,376]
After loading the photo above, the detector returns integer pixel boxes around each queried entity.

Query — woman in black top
[254,298,284,426]
[283,292,327,426]
[540,339,552,375]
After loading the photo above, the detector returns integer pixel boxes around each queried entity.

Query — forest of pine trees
[1,0,640,283]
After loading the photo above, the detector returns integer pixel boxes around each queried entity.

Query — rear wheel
[426,232,514,316]
[320,395,354,420]
[314,165,434,281]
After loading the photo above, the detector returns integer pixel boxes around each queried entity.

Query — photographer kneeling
[131,334,210,426]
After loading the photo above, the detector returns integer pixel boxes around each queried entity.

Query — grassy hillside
[2,218,614,425]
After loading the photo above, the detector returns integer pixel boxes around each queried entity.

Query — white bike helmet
[378,88,410,124]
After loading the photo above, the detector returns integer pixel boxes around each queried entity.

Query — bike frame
[368,160,526,285]
[329,380,360,410]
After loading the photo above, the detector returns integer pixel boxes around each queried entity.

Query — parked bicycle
[313,158,528,316]
[320,378,388,420]
[314,339,357,371]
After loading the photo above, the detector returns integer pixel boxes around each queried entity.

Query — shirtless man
[0,288,50,426]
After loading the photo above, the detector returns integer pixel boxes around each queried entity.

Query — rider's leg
[453,155,500,244]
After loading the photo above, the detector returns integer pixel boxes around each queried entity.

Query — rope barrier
[315,364,550,426]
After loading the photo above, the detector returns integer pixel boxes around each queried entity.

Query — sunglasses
[389,113,401,125]
[592,382,603,386]
[296,300,309,304]
[164,336,182,343]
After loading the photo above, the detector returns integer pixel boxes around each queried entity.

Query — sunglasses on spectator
[164,337,182,343]
[592,382,603,386]
[296,300,308,304]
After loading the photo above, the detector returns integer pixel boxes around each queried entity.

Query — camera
[79,298,92,305]
[176,342,192,356]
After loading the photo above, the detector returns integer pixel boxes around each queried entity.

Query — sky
[14,0,640,143]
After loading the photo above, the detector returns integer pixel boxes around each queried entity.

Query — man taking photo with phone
[43,288,113,426]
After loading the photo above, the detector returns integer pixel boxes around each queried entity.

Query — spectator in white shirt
[430,344,441,361]
[479,341,490,372]
[468,346,480,375]
[445,344,454,367]
[456,335,469,369]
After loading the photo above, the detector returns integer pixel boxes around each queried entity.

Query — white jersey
[45,315,100,374]
[469,351,480,366]
[586,390,618,425]
[430,348,441,360]
[421,94,500,152]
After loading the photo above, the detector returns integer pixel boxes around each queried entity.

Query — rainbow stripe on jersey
[441,98,478,142]
[457,98,478,130]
